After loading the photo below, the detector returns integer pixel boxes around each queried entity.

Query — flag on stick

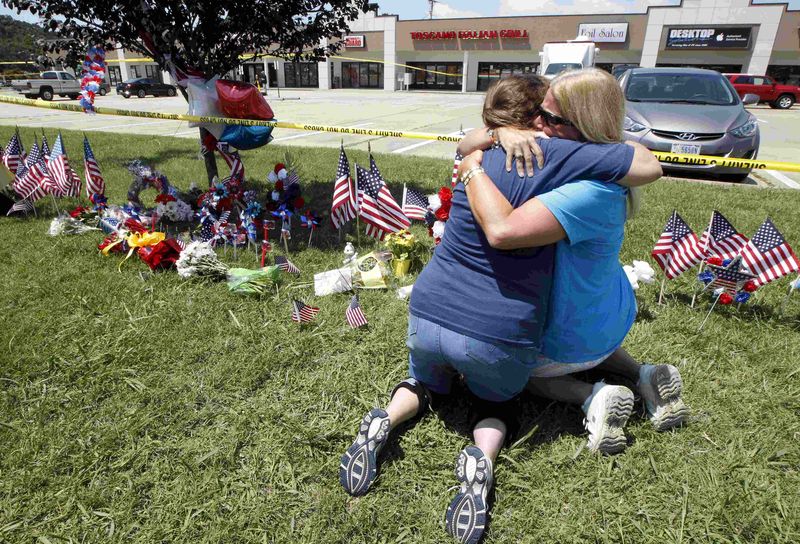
[2,131,25,176]
[355,164,409,240]
[275,255,301,275]
[50,133,81,197]
[451,151,463,188]
[740,218,799,287]
[83,136,105,197]
[401,185,430,221]
[698,211,749,260]
[331,145,356,229]
[217,143,244,180]
[291,299,319,323]
[345,294,368,328]
[651,211,704,279]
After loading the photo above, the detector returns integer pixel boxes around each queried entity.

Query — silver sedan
[619,67,759,183]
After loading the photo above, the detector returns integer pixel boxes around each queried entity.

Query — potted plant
[384,229,428,277]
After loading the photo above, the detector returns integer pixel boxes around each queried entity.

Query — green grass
[1,126,799,543]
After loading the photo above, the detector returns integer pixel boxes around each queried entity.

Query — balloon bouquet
[80,46,106,113]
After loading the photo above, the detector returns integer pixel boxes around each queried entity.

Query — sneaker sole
[592,388,634,455]
[445,446,489,544]
[650,366,690,431]
[339,409,389,496]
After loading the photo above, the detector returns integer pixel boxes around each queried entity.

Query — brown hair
[482,75,549,130]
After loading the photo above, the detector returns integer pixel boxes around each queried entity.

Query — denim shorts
[406,314,540,402]
[528,349,616,378]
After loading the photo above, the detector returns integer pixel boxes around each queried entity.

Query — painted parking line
[756,118,768,123]
[270,121,375,142]
[392,129,470,154]
[763,169,800,189]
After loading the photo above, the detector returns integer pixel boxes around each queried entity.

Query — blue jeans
[406,314,539,402]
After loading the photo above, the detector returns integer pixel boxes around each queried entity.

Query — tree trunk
[199,126,219,186]
[177,84,218,186]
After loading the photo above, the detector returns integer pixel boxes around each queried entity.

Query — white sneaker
[339,408,390,496]
[583,382,634,455]
[638,364,690,431]
[445,446,493,544]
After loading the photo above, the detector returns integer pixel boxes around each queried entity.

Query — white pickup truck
[11,70,108,101]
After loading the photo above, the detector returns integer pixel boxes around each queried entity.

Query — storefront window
[341,62,383,89]
[145,65,163,83]
[284,63,319,88]
[407,62,463,90]
[767,65,800,86]
[477,63,538,91]
[108,66,122,85]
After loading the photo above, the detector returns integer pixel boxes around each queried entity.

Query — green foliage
[0,15,51,65]
[1,126,799,543]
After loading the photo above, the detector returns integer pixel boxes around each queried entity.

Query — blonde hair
[551,68,640,217]
[482,75,549,129]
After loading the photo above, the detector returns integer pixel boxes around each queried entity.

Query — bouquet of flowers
[226,266,283,295]
[155,194,194,222]
[425,187,452,245]
[48,214,99,236]
[175,241,229,280]
[384,229,429,276]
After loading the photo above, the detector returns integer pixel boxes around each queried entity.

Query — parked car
[724,73,798,109]
[11,70,81,100]
[116,78,177,98]
[620,67,760,183]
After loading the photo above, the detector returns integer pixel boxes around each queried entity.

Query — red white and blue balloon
[81,46,106,113]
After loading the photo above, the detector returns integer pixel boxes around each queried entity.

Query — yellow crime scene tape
[2,94,800,173]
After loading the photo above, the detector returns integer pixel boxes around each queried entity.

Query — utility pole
[428,0,438,19]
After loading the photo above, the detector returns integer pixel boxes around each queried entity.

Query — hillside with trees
[0,15,51,62]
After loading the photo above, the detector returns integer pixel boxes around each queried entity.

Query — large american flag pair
[331,146,460,239]
[651,210,798,288]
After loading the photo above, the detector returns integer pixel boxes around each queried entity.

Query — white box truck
[538,38,599,79]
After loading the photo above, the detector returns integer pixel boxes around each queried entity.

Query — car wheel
[774,94,795,109]
[99,88,107,96]
[167,88,176,97]
[137,89,146,98]
[768,102,779,109]
[719,172,750,183]
[123,93,130,98]
[40,88,53,101]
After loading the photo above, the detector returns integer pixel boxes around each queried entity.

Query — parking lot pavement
[1,89,798,187]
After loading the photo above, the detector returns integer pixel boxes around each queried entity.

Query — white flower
[432,220,446,239]
[268,171,278,183]
[277,168,288,180]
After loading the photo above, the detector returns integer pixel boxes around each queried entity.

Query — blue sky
[3,1,798,24]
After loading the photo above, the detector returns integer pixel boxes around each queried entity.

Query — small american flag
[402,185,430,221]
[740,218,799,287]
[356,163,410,240]
[275,255,300,275]
[292,299,319,323]
[451,151,463,188]
[331,145,356,229]
[698,211,749,260]
[50,133,81,197]
[651,211,704,279]
[345,294,368,328]
[217,143,244,180]
[6,197,35,216]
[83,136,105,197]
[2,132,25,175]
[284,169,300,189]
[13,142,54,202]
[40,133,51,165]
[706,256,756,295]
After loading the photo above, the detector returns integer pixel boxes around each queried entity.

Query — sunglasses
[537,107,575,128]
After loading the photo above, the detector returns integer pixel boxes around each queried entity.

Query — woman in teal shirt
[460,69,689,455]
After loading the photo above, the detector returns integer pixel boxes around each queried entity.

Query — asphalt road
[1,89,798,188]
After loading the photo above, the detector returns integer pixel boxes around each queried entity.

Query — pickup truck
[11,70,109,101]
[725,73,799,109]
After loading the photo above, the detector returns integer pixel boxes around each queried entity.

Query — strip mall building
[111,0,800,91]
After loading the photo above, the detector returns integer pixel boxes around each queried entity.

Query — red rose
[274,181,284,191]
[438,186,453,205]
[293,197,305,209]
[274,163,286,174]
[707,256,723,266]
[743,280,757,293]
[434,206,450,222]
[98,235,123,253]
[69,206,87,218]
[139,239,183,270]
[719,292,733,305]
